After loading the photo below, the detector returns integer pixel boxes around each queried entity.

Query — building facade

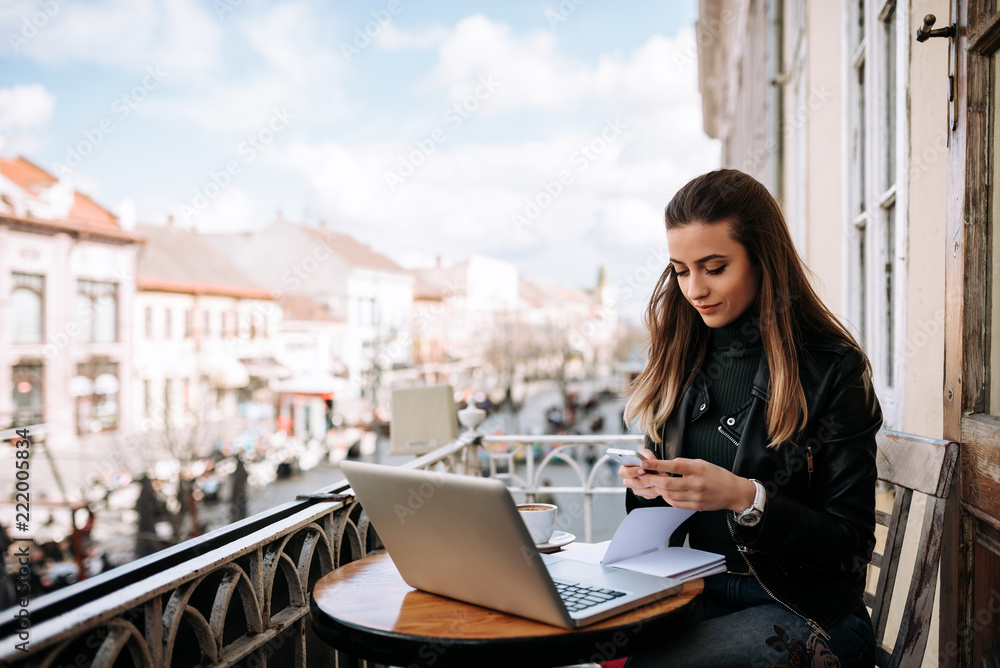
[697,1,996,665]
[201,217,415,397]
[0,156,139,497]
[132,222,280,462]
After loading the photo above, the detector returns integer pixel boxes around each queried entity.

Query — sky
[0,0,719,317]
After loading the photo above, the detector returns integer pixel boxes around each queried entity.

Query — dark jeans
[626,572,876,668]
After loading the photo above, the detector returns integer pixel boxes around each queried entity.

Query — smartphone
[605,448,649,467]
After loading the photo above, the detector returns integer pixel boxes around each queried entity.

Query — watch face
[738,511,762,527]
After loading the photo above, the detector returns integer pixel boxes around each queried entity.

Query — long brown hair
[625,169,868,446]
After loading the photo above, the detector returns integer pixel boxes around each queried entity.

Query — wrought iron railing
[0,431,639,667]
[481,434,643,542]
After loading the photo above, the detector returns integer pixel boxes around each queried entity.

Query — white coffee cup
[517,503,557,544]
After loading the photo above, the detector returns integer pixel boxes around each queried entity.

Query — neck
[710,309,762,351]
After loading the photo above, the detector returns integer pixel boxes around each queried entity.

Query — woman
[619,169,881,667]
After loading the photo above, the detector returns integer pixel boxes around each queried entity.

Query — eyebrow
[669,254,728,265]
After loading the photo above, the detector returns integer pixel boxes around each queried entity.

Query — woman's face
[667,220,759,328]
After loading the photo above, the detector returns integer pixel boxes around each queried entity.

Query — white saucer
[535,530,576,553]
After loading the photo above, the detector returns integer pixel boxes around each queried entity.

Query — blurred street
[76,384,633,569]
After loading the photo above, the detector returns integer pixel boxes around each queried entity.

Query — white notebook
[563,507,727,581]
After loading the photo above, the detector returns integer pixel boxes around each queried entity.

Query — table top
[310,551,703,668]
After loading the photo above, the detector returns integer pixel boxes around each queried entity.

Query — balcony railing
[481,434,643,542]
[0,432,641,667]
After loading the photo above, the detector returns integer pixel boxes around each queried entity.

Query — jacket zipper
[729,524,831,641]
[806,445,814,489]
[717,425,740,447]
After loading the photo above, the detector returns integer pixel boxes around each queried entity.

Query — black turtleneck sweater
[683,310,763,573]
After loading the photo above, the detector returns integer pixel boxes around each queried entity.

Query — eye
[672,266,689,277]
[706,265,727,276]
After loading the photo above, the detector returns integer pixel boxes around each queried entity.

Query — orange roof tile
[0,156,56,195]
[70,192,119,227]
[0,155,132,241]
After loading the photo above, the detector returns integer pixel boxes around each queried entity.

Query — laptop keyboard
[553,581,628,613]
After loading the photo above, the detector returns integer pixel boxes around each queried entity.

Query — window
[184,309,193,338]
[11,273,44,344]
[203,311,212,338]
[74,359,119,434]
[11,363,43,426]
[164,308,173,340]
[145,306,153,339]
[845,0,906,427]
[77,280,118,343]
[143,379,152,418]
[163,378,172,428]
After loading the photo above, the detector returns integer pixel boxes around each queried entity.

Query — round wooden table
[310,551,704,668]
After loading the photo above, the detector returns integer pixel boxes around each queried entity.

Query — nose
[685,272,710,302]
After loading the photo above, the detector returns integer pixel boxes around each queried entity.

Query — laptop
[338,460,684,628]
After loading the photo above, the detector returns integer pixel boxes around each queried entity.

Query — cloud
[0,83,56,155]
[419,18,705,116]
[1,0,222,80]
[147,1,347,133]
[599,198,665,247]
[186,185,269,234]
[0,84,54,130]
[273,106,716,292]
[376,22,449,50]
[265,23,721,290]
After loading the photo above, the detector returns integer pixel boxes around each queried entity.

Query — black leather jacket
[626,336,882,631]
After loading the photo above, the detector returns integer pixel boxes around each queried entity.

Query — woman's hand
[619,450,756,512]
[617,449,664,500]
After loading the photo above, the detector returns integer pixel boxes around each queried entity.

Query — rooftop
[0,156,136,242]
[135,222,274,300]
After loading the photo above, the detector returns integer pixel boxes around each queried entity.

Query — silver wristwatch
[735,479,766,527]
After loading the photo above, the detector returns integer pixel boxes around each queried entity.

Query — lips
[694,304,721,314]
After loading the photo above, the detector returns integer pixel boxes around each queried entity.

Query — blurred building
[201,216,414,414]
[696,1,998,664]
[132,222,280,449]
[409,255,617,404]
[270,293,350,439]
[0,155,139,494]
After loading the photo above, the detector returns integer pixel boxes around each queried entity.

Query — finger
[638,448,657,460]
[617,465,645,480]
[665,457,692,473]
[638,458,676,476]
